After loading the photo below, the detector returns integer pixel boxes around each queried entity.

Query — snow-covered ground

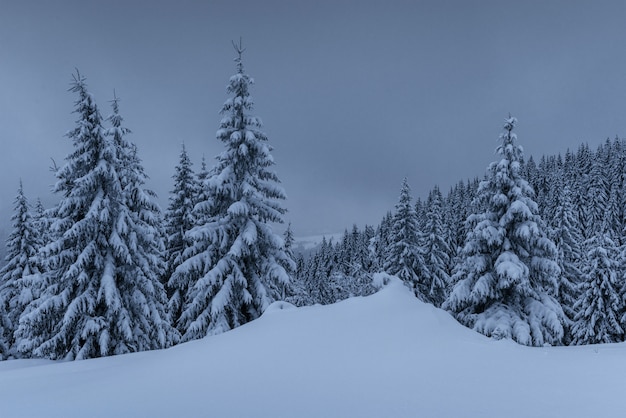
[1,279,625,418]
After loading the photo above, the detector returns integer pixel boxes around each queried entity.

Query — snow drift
[1,279,625,417]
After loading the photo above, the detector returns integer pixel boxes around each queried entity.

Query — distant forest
[296,130,626,346]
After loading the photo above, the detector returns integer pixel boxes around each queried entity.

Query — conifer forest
[3,45,626,363]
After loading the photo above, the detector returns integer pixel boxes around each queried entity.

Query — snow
[1,278,626,417]
[263,300,296,314]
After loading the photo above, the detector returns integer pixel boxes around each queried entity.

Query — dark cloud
[2,0,626,238]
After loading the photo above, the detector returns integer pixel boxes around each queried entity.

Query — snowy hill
[1,279,625,418]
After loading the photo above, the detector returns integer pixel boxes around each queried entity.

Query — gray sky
[2,0,626,239]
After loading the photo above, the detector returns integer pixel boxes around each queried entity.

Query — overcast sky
[2,0,626,239]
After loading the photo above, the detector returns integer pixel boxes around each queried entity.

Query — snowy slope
[1,279,625,418]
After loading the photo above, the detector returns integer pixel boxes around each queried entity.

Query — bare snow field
[0,279,624,418]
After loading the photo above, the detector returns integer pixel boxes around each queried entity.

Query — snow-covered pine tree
[601,143,623,242]
[194,154,211,207]
[0,304,8,359]
[361,225,377,273]
[574,143,593,240]
[32,198,52,249]
[197,154,210,183]
[280,223,297,300]
[0,181,42,358]
[571,233,623,345]
[307,237,336,304]
[446,181,469,262]
[285,252,307,307]
[106,92,176,346]
[165,143,199,322]
[328,226,373,300]
[384,178,427,298]
[444,116,564,346]
[585,145,609,239]
[534,154,563,225]
[172,41,294,340]
[16,74,175,360]
[550,184,584,342]
[372,211,393,270]
[420,186,451,307]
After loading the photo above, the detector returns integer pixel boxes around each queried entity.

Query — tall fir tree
[372,211,393,270]
[280,223,296,300]
[32,198,52,249]
[571,233,623,345]
[420,186,451,307]
[0,181,42,358]
[16,74,175,360]
[384,178,426,298]
[0,303,8,359]
[172,42,294,340]
[550,184,584,342]
[444,117,564,346]
[574,143,593,239]
[307,237,336,304]
[447,181,469,262]
[165,144,199,323]
[585,148,609,239]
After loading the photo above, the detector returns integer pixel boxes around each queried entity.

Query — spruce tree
[420,186,451,307]
[574,143,593,239]
[280,223,296,300]
[307,238,336,304]
[32,199,52,249]
[372,211,393,270]
[16,74,175,360]
[571,233,623,344]
[165,144,199,323]
[384,178,426,297]
[0,305,8,359]
[173,42,293,340]
[0,181,42,357]
[585,148,609,239]
[551,184,584,342]
[447,181,469,262]
[444,117,564,346]
[285,253,307,307]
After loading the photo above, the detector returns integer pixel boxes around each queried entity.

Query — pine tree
[0,304,8,359]
[0,181,42,358]
[280,223,297,300]
[327,225,375,300]
[571,233,623,345]
[574,143,593,239]
[285,253,308,307]
[195,154,211,207]
[16,74,175,360]
[551,184,584,343]
[173,42,294,340]
[384,178,426,297]
[420,186,451,307]
[306,238,336,304]
[444,117,564,346]
[585,146,609,239]
[372,211,393,270]
[32,199,52,248]
[165,144,199,322]
[447,181,469,262]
